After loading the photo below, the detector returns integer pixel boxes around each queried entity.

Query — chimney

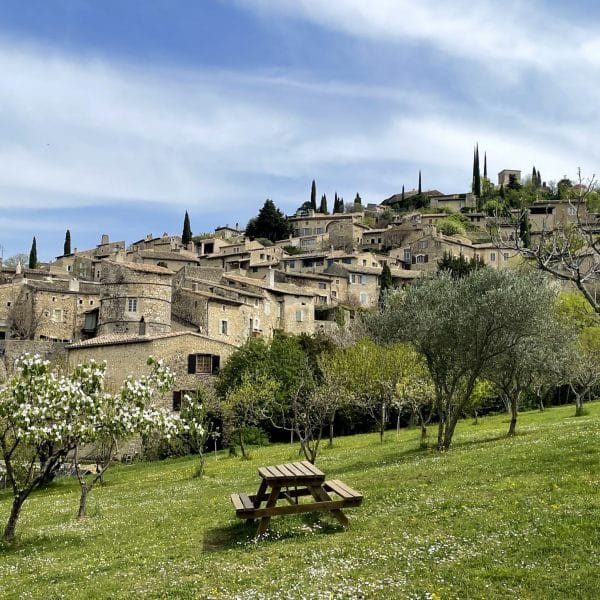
[267,265,275,288]
[100,234,109,245]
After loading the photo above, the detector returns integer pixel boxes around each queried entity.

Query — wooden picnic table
[231,460,363,536]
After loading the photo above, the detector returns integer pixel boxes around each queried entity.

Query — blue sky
[1,0,600,260]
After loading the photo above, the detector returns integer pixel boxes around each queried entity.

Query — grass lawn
[1,403,598,599]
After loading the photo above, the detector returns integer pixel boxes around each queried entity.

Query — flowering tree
[0,355,180,544]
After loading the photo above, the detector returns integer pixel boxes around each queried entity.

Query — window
[254,317,260,330]
[331,290,337,298]
[416,255,426,263]
[188,354,220,374]
[403,249,412,263]
[51,309,63,323]
[296,309,304,322]
[567,206,577,216]
[362,260,367,266]
[127,298,138,312]
[503,252,510,261]
[318,282,327,289]
[360,275,367,285]
[490,252,496,262]
[264,302,271,315]
[419,240,428,249]
[172,390,192,412]
[220,319,228,335]
[360,292,369,305]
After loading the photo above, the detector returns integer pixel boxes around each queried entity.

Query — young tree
[310,180,317,211]
[28,237,37,269]
[182,211,192,245]
[63,229,71,255]
[366,270,559,450]
[223,373,278,459]
[0,355,179,542]
[519,211,531,248]
[492,170,600,313]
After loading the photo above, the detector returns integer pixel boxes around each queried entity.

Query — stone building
[97,261,173,336]
[67,331,236,411]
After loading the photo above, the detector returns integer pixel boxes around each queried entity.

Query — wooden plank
[276,464,295,478]
[298,460,325,477]
[239,493,255,510]
[283,462,305,477]
[230,493,245,512]
[324,480,363,501]
[246,499,354,518]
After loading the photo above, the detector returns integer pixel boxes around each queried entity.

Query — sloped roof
[67,330,237,349]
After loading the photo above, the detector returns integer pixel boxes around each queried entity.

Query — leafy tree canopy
[246,199,292,242]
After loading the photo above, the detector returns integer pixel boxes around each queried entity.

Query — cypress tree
[401,185,405,203]
[532,166,537,187]
[519,211,531,248]
[354,193,362,205]
[28,237,37,269]
[418,171,422,195]
[379,263,393,305]
[472,144,481,197]
[537,170,542,187]
[63,229,71,255]
[182,211,192,245]
[310,180,317,211]
[483,152,488,178]
[319,194,328,214]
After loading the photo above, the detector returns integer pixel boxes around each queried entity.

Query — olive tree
[366,269,560,450]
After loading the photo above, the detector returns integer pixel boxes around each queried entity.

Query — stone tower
[97,261,172,336]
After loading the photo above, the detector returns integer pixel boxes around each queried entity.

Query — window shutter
[188,354,196,374]
[425,255,429,263]
[212,355,221,374]
[173,391,182,411]
[411,256,416,264]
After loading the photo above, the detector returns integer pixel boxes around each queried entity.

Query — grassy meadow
[0,403,598,599]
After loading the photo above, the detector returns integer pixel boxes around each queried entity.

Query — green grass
[1,403,599,599]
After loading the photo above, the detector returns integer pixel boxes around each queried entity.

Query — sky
[1,0,600,261]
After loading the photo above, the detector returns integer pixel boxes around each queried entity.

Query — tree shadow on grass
[0,528,87,555]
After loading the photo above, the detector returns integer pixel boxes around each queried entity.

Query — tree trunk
[328,412,335,448]
[379,402,386,443]
[575,394,585,417]
[239,430,247,459]
[78,484,90,519]
[437,419,444,451]
[507,394,519,436]
[420,422,428,449]
[4,494,26,544]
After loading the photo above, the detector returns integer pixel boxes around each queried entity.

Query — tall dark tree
[472,144,481,197]
[319,194,328,214]
[401,185,405,203]
[182,211,192,245]
[63,229,71,256]
[519,211,531,248]
[245,199,292,242]
[379,263,393,305]
[483,152,488,178]
[532,166,538,188]
[537,170,542,187]
[354,193,362,205]
[418,171,422,195]
[28,237,37,269]
[310,180,317,212]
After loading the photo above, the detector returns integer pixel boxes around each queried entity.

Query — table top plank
[258,461,325,483]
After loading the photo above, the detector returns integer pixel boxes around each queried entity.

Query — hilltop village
[0,167,596,410]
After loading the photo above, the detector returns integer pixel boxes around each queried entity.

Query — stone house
[429,192,477,212]
[127,248,200,271]
[287,211,367,251]
[1,277,101,342]
[66,331,236,412]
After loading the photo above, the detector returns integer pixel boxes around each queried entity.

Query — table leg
[308,485,350,528]
[254,479,268,508]
[256,484,281,536]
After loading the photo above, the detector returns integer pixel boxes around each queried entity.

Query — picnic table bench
[231,460,363,536]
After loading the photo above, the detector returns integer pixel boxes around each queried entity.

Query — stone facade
[66,331,236,411]
[98,261,173,336]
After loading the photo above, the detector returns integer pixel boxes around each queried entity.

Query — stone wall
[67,333,235,410]
[98,262,172,336]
